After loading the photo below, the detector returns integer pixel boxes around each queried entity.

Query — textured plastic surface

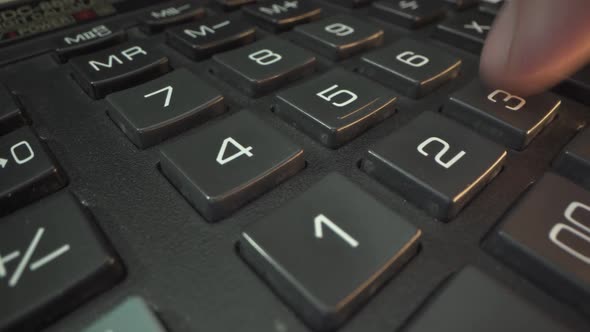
[0,1,589,332]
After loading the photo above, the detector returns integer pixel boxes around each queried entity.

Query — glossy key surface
[361,38,461,98]
[167,16,256,60]
[0,84,25,135]
[159,111,304,221]
[239,173,421,331]
[486,173,590,315]
[70,41,170,99]
[444,79,561,150]
[371,1,446,29]
[0,193,123,332]
[243,0,321,31]
[82,297,166,332]
[554,127,590,189]
[107,68,225,149]
[274,68,397,148]
[0,127,66,216]
[363,112,506,220]
[294,15,383,60]
[53,24,127,63]
[139,1,205,33]
[212,37,316,96]
[402,267,574,332]
[434,11,493,53]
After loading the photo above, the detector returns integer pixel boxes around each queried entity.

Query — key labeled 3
[361,38,461,98]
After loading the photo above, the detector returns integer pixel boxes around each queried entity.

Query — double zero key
[239,173,421,331]
[363,112,507,221]
[486,173,590,315]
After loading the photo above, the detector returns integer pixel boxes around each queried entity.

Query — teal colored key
[82,297,166,332]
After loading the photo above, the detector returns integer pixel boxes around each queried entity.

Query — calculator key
[401,267,574,332]
[167,17,256,60]
[371,1,446,29]
[0,84,25,135]
[434,11,493,53]
[0,193,123,332]
[107,69,225,149]
[554,128,590,189]
[362,112,506,220]
[243,0,321,31]
[479,0,504,15]
[212,37,316,96]
[0,127,66,216]
[159,111,304,222]
[239,173,421,332]
[361,38,461,98]
[556,65,590,106]
[216,0,256,10]
[139,1,205,33]
[443,0,478,10]
[82,297,166,332]
[294,15,384,60]
[70,41,170,99]
[275,69,397,148]
[53,24,127,63]
[485,174,590,315]
[444,79,561,150]
[324,0,371,8]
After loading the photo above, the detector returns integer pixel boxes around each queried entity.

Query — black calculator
[0,1,589,331]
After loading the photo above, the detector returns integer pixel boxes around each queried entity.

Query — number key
[434,11,493,53]
[361,38,462,98]
[239,173,421,331]
[554,127,590,189]
[444,79,561,150]
[362,112,506,220]
[485,173,590,315]
[0,193,123,331]
[294,15,384,60]
[0,127,66,216]
[274,68,397,148]
[0,84,25,135]
[107,69,225,149]
[212,37,317,96]
[159,111,305,222]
